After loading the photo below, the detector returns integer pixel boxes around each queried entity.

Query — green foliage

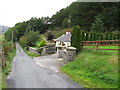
[61,49,118,88]
[100,33,103,40]
[62,18,70,28]
[24,48,39,57]
[71,26,81,52]
[91,15,105,32]
[40,40,46,47]
[51,2,118,31]
[85,32,89,41]
[90,32,93,41]
[109,33,113,40]
[81,31,85,41]
[5,17,49,43]
[20,31,40,48]
[46,32,54,40]
[105,32,109,40]
[71,26,76,47]
[37,48,43,55]
[2,42,16,88]
[26,17,49,34]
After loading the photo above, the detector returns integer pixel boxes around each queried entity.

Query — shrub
[19,31,40,48]
[40,40,46,47]
[37,48,43,54]
[19,35,27,48]
[46,32,54,40]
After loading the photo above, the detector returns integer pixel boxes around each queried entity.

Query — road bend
[6,43,83,88]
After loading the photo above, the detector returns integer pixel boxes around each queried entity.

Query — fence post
[96,42,99,50]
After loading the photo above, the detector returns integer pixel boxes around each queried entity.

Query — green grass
[31,46,38,49]
[60,49,118,88]
[83,46,119,53]
[24,48,39,57]
[2,46,16,88]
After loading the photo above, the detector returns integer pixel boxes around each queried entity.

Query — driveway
[33,53,64,73]
[6,43,83,88]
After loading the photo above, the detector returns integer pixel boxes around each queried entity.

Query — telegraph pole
[11,30,13,44]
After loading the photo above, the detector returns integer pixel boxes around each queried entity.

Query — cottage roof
[55,34,71,42]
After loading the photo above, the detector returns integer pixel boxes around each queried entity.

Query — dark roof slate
[55,34,71,42]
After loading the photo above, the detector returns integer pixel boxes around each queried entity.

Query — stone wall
[58,47,76,64]
[29,47,39,55]
[41,44,56,56]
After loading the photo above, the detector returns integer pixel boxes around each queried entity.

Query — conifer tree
[91,15,105,32]
[71,26,81,52]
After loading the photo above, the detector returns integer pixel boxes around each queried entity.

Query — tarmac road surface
[6,43,83,88]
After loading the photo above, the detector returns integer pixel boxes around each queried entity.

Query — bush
[20,31,40,48]
[46,32,54,40]
[37,48,43,54]
[40,40,46,47]
[19,35,27,48]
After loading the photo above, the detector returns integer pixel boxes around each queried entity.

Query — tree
[85,32,89,41]
[61,18,70,28]
[71,26,77,47]
[20,31,40,48]
[91,15,105,32]
[46,32,54,40]
[71,26,81,52]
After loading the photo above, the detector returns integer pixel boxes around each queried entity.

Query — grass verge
[60,49,118,88]
[2,46,16,88]
[83,46,119,53]
[23,48,39,57]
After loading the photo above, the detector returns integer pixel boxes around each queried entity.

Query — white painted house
[54,32,71,48]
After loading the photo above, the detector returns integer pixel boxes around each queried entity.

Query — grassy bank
[23,48,39,57]
[60,49,118,88]
[2,44,16,88]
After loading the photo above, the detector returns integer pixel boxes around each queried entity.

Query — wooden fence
[82,40,120,51]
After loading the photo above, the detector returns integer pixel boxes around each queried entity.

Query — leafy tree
[20,31,40,48]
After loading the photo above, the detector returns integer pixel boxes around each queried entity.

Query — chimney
[66,32,71,35]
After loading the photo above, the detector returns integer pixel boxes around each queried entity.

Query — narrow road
[6,43,83,88]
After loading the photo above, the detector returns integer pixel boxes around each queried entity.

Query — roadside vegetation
[23,48,39,57]
[2,41,16,88]
[61,48,118,88]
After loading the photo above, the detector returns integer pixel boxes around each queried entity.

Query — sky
[0,0,76,27]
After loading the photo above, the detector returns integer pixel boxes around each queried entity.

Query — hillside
[0,25,9,34]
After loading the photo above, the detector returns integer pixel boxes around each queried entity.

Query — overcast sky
[0,0,76,27]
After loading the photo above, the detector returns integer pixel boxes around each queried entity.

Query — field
[61,48,118,88]
[83,46,119,53]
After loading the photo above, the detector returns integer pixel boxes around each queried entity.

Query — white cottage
[54,32,71,48]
